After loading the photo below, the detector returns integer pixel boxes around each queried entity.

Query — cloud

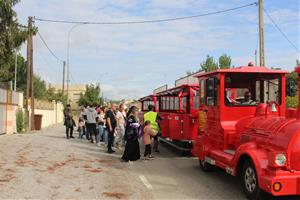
[14,0,299,100]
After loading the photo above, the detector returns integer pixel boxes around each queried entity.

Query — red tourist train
[192,66,300,199]
[139,65,300,199]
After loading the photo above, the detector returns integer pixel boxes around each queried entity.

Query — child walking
[143,120,156,159]
[78,117,85,139]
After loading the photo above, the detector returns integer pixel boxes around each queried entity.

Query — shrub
[286,95,298,108]
[16,109,24,133]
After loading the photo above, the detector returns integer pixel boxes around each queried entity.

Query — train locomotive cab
[192,66,300,199]
[157,84,199,151]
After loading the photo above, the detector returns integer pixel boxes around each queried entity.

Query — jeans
[79,127,84,139]
[96,125,104,143]
[107,130,115,151]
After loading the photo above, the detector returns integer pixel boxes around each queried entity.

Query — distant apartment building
[53,85,86,108]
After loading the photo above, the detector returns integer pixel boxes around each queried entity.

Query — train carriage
[192,66,300,199]
[156,84,199,150]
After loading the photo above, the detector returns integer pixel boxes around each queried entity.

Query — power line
[34,2,257,25]
[263,8,300,53]
[37,31,65,62]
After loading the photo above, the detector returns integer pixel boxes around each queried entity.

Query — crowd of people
[63,103,161,161]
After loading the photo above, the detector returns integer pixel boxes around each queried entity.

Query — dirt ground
[0,125,151,199]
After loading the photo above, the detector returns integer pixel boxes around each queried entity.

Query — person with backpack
[64,104,76,139]
[144,105,161,153]
[121,106,141,162]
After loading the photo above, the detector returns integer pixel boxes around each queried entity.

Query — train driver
[241,91,256,105]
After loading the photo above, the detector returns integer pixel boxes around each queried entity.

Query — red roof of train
[195,66,287,78]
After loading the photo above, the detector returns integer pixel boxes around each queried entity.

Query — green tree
[218,54,231,69]
[0,0,28,82]
[15,53,27,91]
[31,76,48,100]
[46,86,67,104]
[296,59,300,66]
[78,84,103,106]
[200,55,218,72]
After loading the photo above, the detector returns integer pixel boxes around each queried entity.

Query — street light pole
[14,48,19,91]
[66,23,86,104]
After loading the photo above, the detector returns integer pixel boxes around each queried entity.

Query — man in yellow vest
[144,105,161,153]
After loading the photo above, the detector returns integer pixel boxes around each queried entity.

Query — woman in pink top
[143,120,156,159]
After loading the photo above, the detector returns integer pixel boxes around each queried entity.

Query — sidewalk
[0,125,151,199]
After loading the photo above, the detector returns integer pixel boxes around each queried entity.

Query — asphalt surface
[0,125,299,200]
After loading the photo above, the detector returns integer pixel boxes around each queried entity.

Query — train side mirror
[286,80,297,97]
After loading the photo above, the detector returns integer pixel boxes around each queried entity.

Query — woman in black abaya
[121,106,140,162]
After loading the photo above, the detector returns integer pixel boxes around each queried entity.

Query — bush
[286,95,298,108]
[16,108,24,133]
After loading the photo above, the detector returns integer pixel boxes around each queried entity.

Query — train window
[193,90,200,109]
[206,77,218,106]
[225,73,281,106]
[162,97,166,110]
[166,97,170,110]
[264,78,281,104]
[170,97,174,110]
[143,100,154,111]
[174,97,179,110]
[200,80,205,104]
[182,97,187,112]
[156,100,160,111]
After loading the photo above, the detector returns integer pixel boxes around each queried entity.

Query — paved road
[0,125,298,199]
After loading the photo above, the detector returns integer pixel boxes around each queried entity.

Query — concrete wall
[0,88,64,134]
[0,89,22,134]
[34,101,64,128]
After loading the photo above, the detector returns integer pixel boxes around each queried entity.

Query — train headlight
[275,154,286,166]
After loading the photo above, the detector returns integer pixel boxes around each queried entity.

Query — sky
[14,0,299,100]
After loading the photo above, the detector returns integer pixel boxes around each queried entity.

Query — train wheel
[199,159,213,172]
[241,159,265,200]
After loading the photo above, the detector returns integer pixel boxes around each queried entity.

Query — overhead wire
[33,2,257,25]
[37,31,65,62]
[263,8,300,53]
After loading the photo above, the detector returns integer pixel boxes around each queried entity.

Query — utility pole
[258,0,265,66]
[25,17,32,131]
[30,17,35,131]
[26,16,35,130]
[62,61,66,96]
